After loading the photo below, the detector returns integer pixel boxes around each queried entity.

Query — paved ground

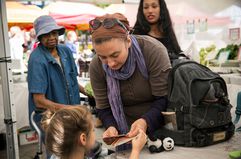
[0,119,240,159]
[1,83,241,159]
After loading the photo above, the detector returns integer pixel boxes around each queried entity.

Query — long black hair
[133,0,182,54]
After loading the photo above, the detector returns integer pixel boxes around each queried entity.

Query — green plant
[217,44,241,60]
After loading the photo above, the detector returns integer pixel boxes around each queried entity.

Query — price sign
[229,28,240,41]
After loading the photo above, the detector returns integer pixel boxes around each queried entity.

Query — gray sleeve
[89,56,110,109]
[141,36,172,96]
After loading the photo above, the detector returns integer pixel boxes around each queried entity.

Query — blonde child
[41,106,147,159]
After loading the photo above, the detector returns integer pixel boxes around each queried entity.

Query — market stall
[50,13,97,30]
[6,1,47,30]
[1,1,241,159]
[43,1,106,30]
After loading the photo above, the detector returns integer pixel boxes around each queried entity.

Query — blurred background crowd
[6,0,241,78]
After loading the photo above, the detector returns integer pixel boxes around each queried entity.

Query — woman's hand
[127,118,147,138]
[129,129,147,159]
[102,126,118,138]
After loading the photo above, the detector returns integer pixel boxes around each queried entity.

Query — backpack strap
[234,91,241,124]
[237,127,241,132]
[234,91,241,131]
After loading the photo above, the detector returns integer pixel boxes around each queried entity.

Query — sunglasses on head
[89,18,128,32]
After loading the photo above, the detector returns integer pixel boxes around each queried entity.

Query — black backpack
[155,59,235,147]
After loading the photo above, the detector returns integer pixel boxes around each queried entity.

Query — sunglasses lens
[103,19,115,29]
[89,18,127,33]
[90,19,101,30]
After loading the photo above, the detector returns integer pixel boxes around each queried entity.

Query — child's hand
[132,129,147,153]
[129,129,147,159]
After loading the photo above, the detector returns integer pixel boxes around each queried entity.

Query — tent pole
[0,0,20,159]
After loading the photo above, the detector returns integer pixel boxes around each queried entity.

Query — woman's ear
[79,133,87,146]
[126,35,131,48]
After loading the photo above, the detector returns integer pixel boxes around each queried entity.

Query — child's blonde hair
[41,106,92,158]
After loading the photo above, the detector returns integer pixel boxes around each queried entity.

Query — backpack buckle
[236,108,241,115]
[180,106,189,113]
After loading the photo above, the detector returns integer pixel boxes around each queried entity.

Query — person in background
[65,30,82,76]
[22,29,30,53]
[89,13,171,150]
[9,26,24,60]
[9,26,25,74]
[28,15,81,115]
[65,30,78,59]
[27,15,87,158]
[22,29,38,61]
[133,0,183,61]
[29,28,39,51]
[41,106,147,159]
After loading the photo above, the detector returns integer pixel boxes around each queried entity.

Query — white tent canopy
[105,3,139,27]
[215,5,241,24]
[6,1,47,23]
[168,2,210,18]
[215,5,241,18]
[166,2,231,25]
[43,1,106,16]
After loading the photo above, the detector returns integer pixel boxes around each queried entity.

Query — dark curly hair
[133,0,182,54]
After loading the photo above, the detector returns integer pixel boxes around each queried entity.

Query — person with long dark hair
[133,0,183,61]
